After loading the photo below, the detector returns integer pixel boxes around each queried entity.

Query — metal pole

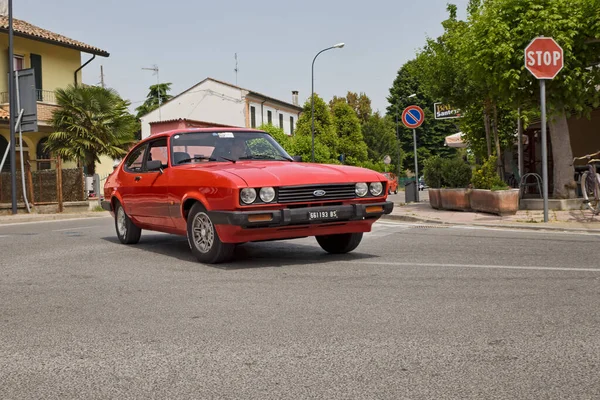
[157,67,161,122]
[517,106,523,179]
[396,113,401,179]
[311,58,315,163]
[413,128,419,202]
[8,0,17,214]
[540,80,548,222]
[15,71,30,213]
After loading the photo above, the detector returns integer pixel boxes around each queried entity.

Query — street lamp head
[333,43,345,48]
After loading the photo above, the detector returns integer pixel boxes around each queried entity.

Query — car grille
[277,184,356,203]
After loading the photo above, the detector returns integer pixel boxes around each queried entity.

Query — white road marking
[350,261,600,273]
[0,215,110,228]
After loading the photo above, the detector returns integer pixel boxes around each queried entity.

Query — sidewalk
[0,210,110,225]
[384,200,600,233]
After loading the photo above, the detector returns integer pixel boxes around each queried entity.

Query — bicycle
[573,150,600,216]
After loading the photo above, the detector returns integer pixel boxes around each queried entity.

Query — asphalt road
[1,215,600,399]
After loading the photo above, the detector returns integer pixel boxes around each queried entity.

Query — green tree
[135,83,173,119]
[258,123,293,153]
[386,60,458,174]
[46,84,138,175]
[294,94,338,162]
[362,112,402,171]
[331,101,368,165]
[330,91,373,123]
[463,0,600,198]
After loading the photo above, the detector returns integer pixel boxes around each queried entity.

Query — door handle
[135,176,141,182]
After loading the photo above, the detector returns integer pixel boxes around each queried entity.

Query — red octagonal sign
[525,37,564,79]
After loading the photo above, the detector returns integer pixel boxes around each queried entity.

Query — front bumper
[208,201,394,228]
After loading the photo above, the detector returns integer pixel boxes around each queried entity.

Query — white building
[139,77,303,139]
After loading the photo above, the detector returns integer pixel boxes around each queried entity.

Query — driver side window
[124,145,147,173]
[147,138,169,168]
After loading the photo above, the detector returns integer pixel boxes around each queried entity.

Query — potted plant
[470,156,519,215]
[423,155,472,211]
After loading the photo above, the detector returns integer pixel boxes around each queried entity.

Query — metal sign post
[402,105,425,202]
[524,36,564,223]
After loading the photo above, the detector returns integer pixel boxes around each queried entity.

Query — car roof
[144,127,266,141]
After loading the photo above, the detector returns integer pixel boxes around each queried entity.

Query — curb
[0,211,111,225]
[382,213,600,234]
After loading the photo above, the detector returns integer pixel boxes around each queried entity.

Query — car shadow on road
[101,234,378,270]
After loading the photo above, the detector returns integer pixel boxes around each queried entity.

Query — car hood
[200,161,385,187]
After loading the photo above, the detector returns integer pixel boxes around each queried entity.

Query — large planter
[439,188,471,211]
[469,189,520,216]
[428,188,442,209]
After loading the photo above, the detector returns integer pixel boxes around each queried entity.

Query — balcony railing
[0,89,57,104]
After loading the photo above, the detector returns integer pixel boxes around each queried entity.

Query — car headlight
[370,182,383,196]
[355,182,368,197]
[259,187,275,203]
[240,188,257,204]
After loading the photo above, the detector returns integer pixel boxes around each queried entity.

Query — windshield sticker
[173,135,180,140]
[217,132,234,138]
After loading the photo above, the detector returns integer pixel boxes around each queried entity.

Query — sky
[14,0,470,115]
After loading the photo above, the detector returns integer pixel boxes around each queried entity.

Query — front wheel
[115,202,141,244]
[316,233,363,254]
[187,203,235,264]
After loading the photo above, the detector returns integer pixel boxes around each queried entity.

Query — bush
[423,155,444,188]
[471,156,509,190]
[441,156,472,188]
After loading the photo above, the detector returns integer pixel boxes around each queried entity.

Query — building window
[250,106,256,128]
[290,116,294,134]
[267,110,272,124]
[13,55,24,71]
[279,114,283,129]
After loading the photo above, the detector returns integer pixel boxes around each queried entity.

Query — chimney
[0,0,7,16]
[292,91,299,106]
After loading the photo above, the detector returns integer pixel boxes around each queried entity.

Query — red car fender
[109,190,126,214]
[179,191,211,220]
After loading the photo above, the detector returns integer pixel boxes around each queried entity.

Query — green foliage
[423,155,444,188]
[362,112,402,167]
[46,84,138,175]
[441,156,472,188]
[135,83,173,119]
[288,134,332,163]
[386,60,458,173]
[330,91,373,123]
[294,94,338,162]
[331,101,368,164]
[471,156,508,190]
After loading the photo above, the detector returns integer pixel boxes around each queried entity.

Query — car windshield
[170,130,293,165]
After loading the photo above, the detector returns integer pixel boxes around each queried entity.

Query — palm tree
[135,83,173,119]
[45,84,138,175]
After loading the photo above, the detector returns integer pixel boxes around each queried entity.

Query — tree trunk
[483,103,492,158]
[492,102,504,178]
[86,155,96,176]
[548,111,576,199]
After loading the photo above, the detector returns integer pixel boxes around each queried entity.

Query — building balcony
[0,89,57,105]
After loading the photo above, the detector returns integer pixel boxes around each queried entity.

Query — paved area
[386,190,600,232]
[1,216,600,399]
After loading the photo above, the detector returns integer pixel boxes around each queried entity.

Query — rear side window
[124,145,146,172]
[147,138,169,167]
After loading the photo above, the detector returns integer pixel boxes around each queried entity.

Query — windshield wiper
[176,155,217,164]
[237,154,293,161]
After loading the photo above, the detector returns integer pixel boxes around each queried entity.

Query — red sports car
[102,128,393,264]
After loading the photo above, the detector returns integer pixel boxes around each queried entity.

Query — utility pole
[142,65,161,121]
[100,65,105,88]
[8,0,17,214]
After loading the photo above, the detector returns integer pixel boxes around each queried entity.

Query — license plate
[308,210,339,220]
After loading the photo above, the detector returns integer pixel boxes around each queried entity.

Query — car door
[120,143,149,220]
[135,137,174,227]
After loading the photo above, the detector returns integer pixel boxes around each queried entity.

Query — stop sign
[524,37,564,79]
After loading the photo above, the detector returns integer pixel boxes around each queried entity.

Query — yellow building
[0,15,113,178]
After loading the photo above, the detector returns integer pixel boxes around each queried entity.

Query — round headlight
[259,187,275,203]
[370,182,383,196]
[240,188,257,204]
[355,182,368,197]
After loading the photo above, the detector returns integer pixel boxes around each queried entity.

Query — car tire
[187,202,235,264]
[114,201,141,245]
[316,232,363,254]
[394,188,398,194]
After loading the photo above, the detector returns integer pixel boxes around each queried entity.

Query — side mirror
[292,155,303,162]
[146,159,163,173]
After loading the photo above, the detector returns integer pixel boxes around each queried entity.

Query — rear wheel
[316,233,363,254]
[187,203,235,264]
[114,201,141,244]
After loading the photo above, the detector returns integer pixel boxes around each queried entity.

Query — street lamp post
[311,43,344,163]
